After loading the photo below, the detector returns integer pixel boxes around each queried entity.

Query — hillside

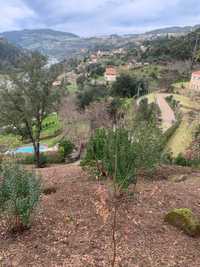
[147,24,200,35]
[0,29,140,63]
[1,29,81,63]
[0,38,24,72]
[142,28,200,62]
[1,25,200,63]
[140,92,200,157]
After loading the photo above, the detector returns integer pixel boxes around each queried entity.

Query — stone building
[190,71,200,91]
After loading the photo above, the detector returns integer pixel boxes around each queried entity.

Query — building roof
[105,67,117,76]
[192,71,200,76]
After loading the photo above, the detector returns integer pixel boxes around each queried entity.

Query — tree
[107,98,123,128]
[82,124,163,266]
[86,63,105,78]
[76,83,108,110]
[111,73,148,98]
[135,98,161,126]
[0,52,63,167]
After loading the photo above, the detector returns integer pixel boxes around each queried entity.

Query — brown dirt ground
[1,164,200,267]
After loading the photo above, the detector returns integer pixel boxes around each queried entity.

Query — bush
[17,151,64,165]
[81,128,107,167]
[45,152,64,164]
[0,160,41,232]
[76,83,108,110]
[111,73,148,98]
[165,208,200,237]
[82,124,163,189]
[58,139,74,160]
[174,153,191,167]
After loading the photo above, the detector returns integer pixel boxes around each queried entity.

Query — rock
[170,174,187,183]
[164,208,200,237]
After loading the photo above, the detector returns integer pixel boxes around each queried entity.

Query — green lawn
[41,113,62,140]
[0,113,62,152]
[0,134,22,151]
[67,82,78,93]
[166,118,198,157]
[139,92,200,156]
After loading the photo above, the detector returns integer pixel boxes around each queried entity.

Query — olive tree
[0,52,63,167]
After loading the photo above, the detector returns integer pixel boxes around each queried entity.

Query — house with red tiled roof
[190,71,200,91]
[104,66,117,82]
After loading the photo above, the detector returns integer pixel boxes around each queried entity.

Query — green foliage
[174,153,190,167]
[83,123,163,189]
[76,83,108,109]
[0,161,41,231]
[174,153,200,167]
[82,128,107,166]
[136,98,161,125]
[165,95,180,111]
[17,151,64,165]
[111,73,148,98]
[102,128,137,189]
[132,121,164,171]
[0,38,25,72]
[58,139,75,159]
[0,52,64,167]
[86,63,105,78]
[163,119,181,147]
[142,29,200,63]
[107,98,123,125]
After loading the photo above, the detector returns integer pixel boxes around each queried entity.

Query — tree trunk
[34,142,40,168]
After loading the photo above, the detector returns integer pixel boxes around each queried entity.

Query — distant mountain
[0,38,24,72]
[146,24,200,35]
[0,29,136,63]
[0,29,80,63]
[2,25,200,64]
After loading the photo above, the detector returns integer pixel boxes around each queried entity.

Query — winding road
[156,94,176,131]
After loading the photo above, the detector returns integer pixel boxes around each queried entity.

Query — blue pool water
[14,145,48,154]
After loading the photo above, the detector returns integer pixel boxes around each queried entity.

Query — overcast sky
[0,0,200,36]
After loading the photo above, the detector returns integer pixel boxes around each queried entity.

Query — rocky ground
[1,164,200,267]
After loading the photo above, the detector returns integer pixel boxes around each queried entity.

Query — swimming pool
[13,145,48,154]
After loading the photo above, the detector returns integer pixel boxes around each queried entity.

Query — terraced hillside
[140,92,200,156]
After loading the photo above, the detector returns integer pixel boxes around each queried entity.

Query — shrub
[81,128,107,167]
[58,139,75,160]
[45,152,64,164]
[111,73,148,98]
[18,151,64,165]
[0,160,41,232]
[76,83,108,110]
[165,208,200,237]
[82,124,163,189]
[174,153,190,167]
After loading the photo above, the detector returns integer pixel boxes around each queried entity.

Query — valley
[1,21,200,267]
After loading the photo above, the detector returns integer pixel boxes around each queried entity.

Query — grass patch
[67,82,78,93]
[0,134,22,152]
[166,117,198,157]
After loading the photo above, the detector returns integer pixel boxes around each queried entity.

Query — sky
[0,0,200,36]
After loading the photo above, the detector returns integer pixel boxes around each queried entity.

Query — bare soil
[1,164,200,267]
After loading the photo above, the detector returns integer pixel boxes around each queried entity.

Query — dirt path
[156,94,176,131]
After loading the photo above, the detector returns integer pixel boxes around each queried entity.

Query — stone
[164,208,200,237]
[170,174,187,183]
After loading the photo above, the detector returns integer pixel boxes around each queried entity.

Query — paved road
[156,94,176,131]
